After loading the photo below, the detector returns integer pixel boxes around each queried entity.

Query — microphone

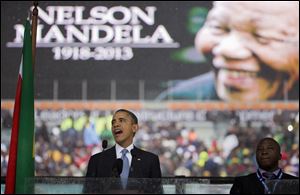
[111,159,123,177]
[102,139,108,151]
[130,149,137,157]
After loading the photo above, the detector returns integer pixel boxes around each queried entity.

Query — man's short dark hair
[115,109,138,124]
[257,137,281,152]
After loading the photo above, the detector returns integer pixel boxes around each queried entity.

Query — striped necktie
[120,149,129,189]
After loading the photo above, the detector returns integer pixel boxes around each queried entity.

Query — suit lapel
[129,146,142,178]
[106,146,117,176]
[108,146,117,160]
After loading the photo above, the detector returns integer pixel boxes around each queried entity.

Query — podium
[24,177,210,194]
[82,177,164,194]
[266,179,299,194]
[23,177,298,194]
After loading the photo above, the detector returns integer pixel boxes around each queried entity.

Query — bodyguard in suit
[85,109,161,193]
[230,137,298,194]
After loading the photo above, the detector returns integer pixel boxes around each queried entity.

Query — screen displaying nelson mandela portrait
[1,1,298,101]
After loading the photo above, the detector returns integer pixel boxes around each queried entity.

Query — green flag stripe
[15,20,35,194]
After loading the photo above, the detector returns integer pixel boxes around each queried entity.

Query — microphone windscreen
[116,158,123,175]
[111,158,123,177]
[131,148,137,157]
[102,140,108,150]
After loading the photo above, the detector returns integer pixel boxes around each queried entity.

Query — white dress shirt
[115,143,134,166]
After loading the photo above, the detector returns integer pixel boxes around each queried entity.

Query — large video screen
[2,1,298,101]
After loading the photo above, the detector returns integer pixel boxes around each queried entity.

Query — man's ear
[279,153,282,160]
[132,124,138,133]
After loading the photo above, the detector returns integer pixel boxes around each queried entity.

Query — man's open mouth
[220,68,258,78]
[114,129,123,135]
[215,67,259,91]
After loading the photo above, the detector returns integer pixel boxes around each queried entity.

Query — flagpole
[31,1,38,68]
[5,3,37,194]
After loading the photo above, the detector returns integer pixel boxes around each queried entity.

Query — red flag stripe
[4,72,22,194]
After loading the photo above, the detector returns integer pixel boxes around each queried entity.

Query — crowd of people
[1,108,299,177]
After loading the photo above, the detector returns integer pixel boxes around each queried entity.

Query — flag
[5,19,35,194]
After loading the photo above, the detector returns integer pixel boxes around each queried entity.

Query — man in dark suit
[230,137,298,194]
[85,109,161,193]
